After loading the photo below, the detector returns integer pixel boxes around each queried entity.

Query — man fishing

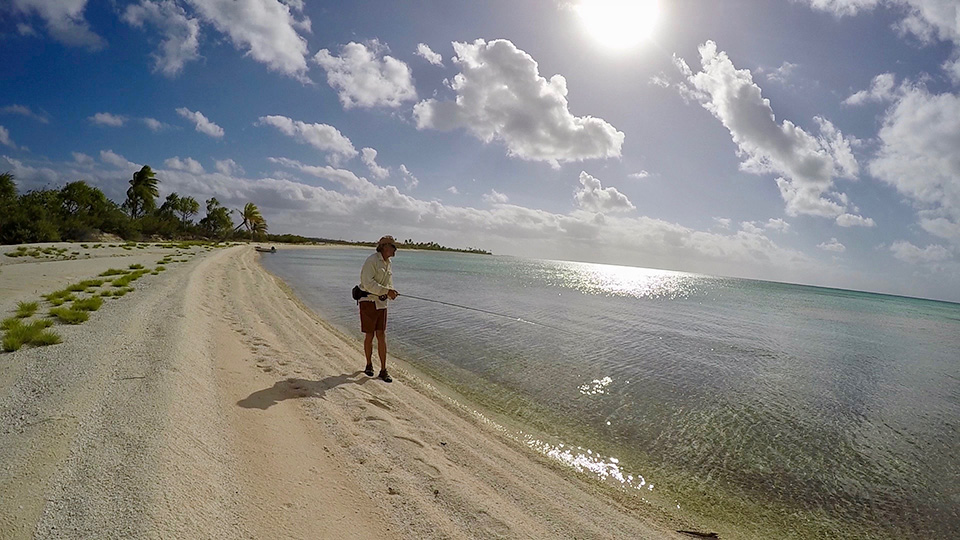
[358,235,399,382]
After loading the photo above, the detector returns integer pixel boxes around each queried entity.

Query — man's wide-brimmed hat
[377,235,397,248]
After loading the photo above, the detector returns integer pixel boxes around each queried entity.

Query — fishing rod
[398,292,567,332]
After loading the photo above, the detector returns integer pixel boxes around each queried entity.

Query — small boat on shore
[255,246,277,253]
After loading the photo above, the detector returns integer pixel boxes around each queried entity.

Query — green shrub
[15,301,39,318]
[66,282,87,292]
[99,268,128,277]
[155,265,166,271]
[128,263,144,270]
[71,297,102,311]
[49,307,89,324]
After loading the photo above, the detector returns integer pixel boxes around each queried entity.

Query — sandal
[378,370,393,383]
[364,365,374,377]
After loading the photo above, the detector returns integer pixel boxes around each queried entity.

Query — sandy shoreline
[1,243,694,539]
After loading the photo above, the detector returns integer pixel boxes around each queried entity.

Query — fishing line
[398,293,568,332]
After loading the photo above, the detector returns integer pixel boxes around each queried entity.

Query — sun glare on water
[575,0,661,50]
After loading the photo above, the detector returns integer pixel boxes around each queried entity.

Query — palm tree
[230,202,267,241]
[124,166,158,219]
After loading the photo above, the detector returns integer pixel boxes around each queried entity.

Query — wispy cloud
[890,240,951,263]
[675,41,870,227]
[257,115,357,164]
[1,104,49,123]
[11,0,106,50]
[89,112,128,127]
[415,43,444,66]
[0,126,17,149]
[123,0,201,77]
[361,147,389,180]
[176,107,224,138]
[817,237,846,252]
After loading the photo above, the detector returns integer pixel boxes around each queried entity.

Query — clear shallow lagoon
[261,248,960,538]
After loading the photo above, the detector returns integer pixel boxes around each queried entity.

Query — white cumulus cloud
[215,158,244,176]
[164,156,205,174]
[836,213,876,227]
[765,218,791,232]
[123,0,201,77]
[72,152,95,167]
[416,43,444,66]
[414,39,624,167]
[869,85,960,243]
[183,0,310,80]
[11,0,105,50]
[483,189,509,204]
[574,171,635,213]
[676,41,869,226]
[844,73,898,105]
[447,186,459,195]
[628,170,651,179]
[177,107,224,138]
[89,112,127,127]
[142,118,168,131]
[314,40,417,109]
[100,149,139,169]
[257,115,357,164]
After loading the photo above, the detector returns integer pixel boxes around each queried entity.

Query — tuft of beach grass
[16,301,39,318]
[2,319,59,352]
[49,307,89,325]
[71,297,103,312]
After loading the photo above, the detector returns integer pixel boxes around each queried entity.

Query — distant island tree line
[0,168,490,255]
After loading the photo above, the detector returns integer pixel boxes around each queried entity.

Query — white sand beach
[0,244,696,539]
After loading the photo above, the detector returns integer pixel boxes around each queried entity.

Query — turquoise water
[260,248,960,538]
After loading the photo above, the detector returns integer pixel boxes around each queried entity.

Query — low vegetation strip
[0,241,223,353]
[2,319,60,352]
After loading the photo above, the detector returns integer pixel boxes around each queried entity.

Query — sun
[575,0,661,50]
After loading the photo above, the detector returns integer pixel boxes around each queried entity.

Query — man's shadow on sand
[237,371,370,410]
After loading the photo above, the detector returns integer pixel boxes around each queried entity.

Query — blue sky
[2,0,959,302]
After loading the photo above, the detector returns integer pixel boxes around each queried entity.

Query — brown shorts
[359,301,387,333]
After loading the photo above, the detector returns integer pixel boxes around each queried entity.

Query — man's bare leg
[363,331,375,372]
[375,329,387,371]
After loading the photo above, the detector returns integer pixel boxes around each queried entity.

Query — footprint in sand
[366,398,392,411]
[413,457,441,478]
[393,435,425,448]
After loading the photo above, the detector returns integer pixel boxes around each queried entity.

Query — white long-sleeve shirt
[359,251,393,309]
